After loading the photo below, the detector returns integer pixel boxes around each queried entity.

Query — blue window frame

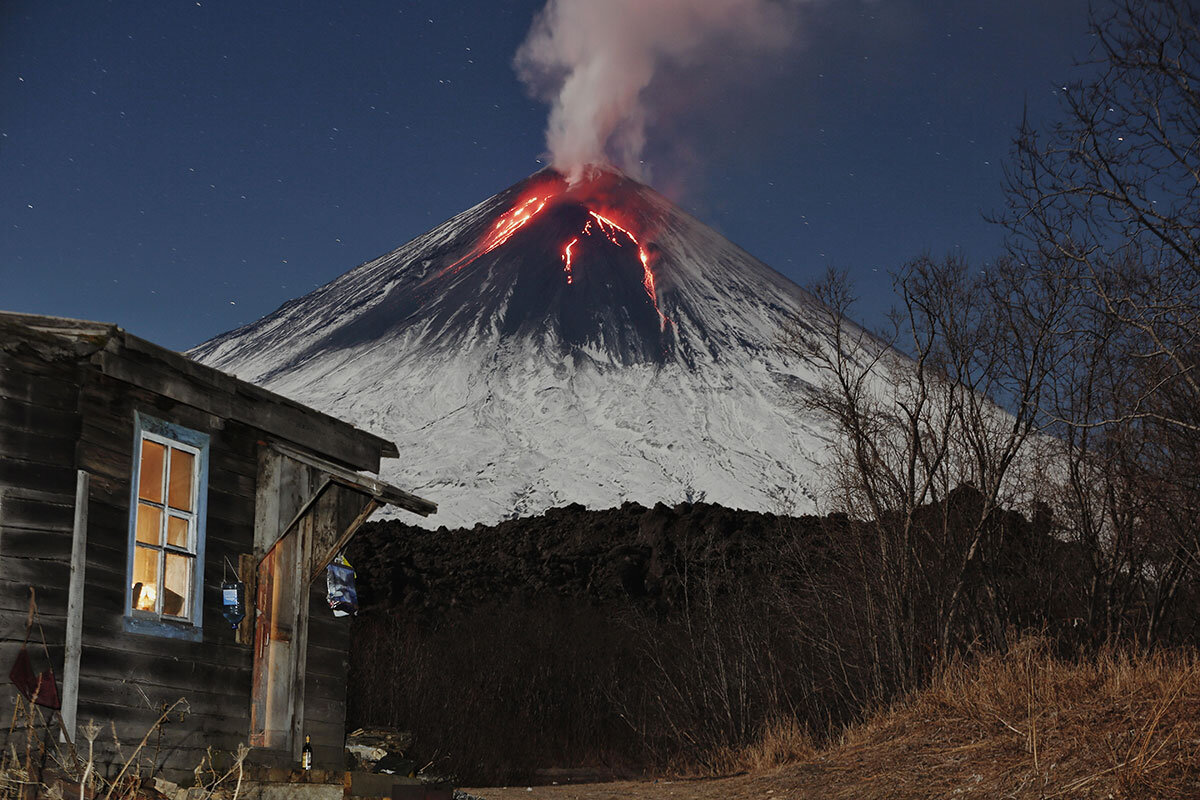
[124,412,209,641]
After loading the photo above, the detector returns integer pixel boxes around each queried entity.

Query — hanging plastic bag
[326,554,358,617]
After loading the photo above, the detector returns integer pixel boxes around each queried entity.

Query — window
[125,413,209,641]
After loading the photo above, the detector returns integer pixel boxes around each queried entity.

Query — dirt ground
[464,773,791,800]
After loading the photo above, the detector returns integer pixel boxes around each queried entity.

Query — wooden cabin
[0,312,436,780]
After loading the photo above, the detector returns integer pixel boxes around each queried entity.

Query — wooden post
[60,470,90,744]
[253,447,282,554]
[235,553,259,647]
[290,511,314,760]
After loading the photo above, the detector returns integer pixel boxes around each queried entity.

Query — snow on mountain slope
[191,168,856,528]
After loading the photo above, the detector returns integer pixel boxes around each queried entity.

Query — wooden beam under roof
[270,442,436,518]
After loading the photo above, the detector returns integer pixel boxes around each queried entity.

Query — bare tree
[1002,0,1200,646]
[774,0,1200,715]
[785,252,1063,692]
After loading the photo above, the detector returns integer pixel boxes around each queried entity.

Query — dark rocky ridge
[346,500,826,618]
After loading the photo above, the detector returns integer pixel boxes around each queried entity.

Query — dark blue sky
[2,0,1093,351]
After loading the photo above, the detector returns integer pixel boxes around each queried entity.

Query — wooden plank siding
[0,348,83,768]
[0,317,423,782]
[69,365,259,777]
[302,581,353,767]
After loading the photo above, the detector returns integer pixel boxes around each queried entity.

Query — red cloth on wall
[8,646,61,710]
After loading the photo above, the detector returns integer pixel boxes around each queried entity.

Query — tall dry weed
[692,717,816,777]
[0,695,250,800]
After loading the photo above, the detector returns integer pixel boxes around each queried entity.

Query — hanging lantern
[221,580,246,629]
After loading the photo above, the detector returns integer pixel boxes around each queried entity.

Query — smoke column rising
[515,0,805,184]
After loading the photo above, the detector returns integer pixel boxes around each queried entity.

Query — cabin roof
[0,312,432,515]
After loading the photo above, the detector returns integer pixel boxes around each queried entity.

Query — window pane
[132,546,159,612]
[135,503,162,545]
[166,514,190,549]
[168,449,194,512]
[163,552,192,618]
[138,440,165,503]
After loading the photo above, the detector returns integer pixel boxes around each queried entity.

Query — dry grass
[734,717,817,773]
[0,695,249,800]
[757,637,1200,799]
[472,638,1200,800]
[672,717,817,778]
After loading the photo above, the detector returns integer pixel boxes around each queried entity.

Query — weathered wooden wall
[1,340,357,781]
[72,360,259,779]
[0,346,81,741]
[303,587,351,767]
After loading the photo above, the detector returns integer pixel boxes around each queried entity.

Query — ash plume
[515,0,806,184]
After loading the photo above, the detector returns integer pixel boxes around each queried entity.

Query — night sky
[2,0,1093,351]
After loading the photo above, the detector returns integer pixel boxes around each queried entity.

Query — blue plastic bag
[326,554,359,617]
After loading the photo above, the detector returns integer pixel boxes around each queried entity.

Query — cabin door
[249,514,311,752]
[248,446,382,759]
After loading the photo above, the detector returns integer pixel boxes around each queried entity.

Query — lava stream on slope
[444,170,667,323]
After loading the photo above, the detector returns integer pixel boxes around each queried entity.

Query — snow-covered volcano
[191,168,846,528]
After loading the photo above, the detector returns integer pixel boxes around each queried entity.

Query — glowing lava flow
[561,237,578,284]
[481,195,548,255]
[585,211,659,310]
[448,190,666,324]
[556,210,664,323]
[446,193,552,275]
